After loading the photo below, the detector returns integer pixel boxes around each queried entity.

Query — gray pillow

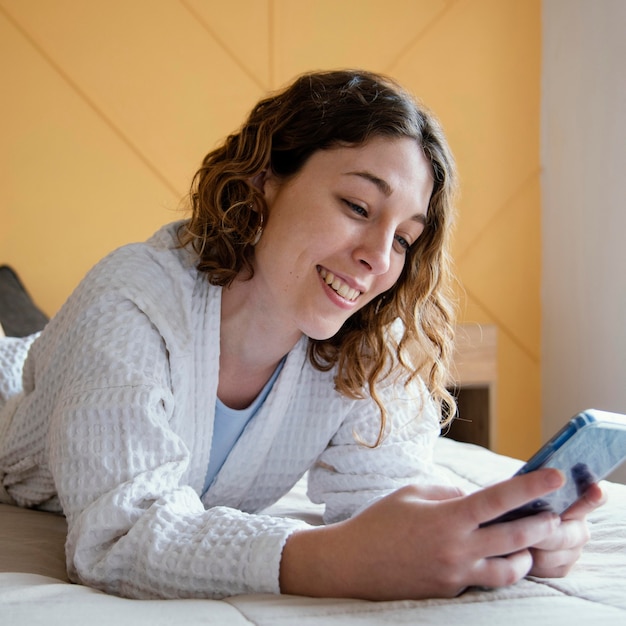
[0,265,49,337]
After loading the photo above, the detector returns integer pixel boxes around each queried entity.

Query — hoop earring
[252,214,264,246]
[374,294,387,314]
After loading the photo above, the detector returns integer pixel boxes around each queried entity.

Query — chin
[299,306,369,342]
[305,329,340,342]
[301,320,346,342]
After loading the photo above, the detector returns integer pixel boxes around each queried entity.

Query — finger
[471,550,534,589]
[478,512,560,558]
[529,545,583,578]
[561,482,607,521]
[467,469,565,526]
[532,518,590,551]
[414,484,465,501]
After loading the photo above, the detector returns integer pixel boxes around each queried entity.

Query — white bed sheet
[1,438,625,626]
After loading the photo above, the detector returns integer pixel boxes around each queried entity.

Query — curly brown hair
[179,69,458,444]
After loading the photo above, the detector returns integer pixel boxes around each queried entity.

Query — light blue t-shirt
[202,359,285,495]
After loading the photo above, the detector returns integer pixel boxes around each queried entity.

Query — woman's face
[251,135,434,341]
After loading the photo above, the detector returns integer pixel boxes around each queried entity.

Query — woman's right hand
[279,468,565,600]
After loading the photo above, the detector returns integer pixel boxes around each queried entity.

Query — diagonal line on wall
[384,0,460,74]
[463,287,540,364]
[179,0,269,92]
[0,4,181,200]
[455,168,542,362]
[455,167,541,263]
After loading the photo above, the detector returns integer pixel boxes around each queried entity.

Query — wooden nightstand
[444,324,497,449]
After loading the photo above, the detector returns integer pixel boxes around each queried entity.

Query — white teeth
[318,268,360,301]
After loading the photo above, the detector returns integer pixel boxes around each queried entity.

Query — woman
[0,70,603,600]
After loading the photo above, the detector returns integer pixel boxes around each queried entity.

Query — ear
[251,169,279,204]
[250,170,268,191]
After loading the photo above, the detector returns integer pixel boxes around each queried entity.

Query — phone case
[485,409,626,524]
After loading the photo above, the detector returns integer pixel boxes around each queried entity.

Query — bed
[1,438,626,625]
[2,265,626,624]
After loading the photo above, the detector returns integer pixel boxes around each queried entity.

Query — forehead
[310,136,434,203]
[317,135,428,171]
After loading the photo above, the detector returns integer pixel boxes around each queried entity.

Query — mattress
[2,437,625,625]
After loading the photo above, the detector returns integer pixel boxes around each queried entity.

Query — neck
[220,279,302,366]
[217,279,302,408]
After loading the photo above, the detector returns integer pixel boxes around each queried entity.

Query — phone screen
[483,410,626,525]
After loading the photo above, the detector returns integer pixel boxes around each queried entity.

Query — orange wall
[0,0,541,458]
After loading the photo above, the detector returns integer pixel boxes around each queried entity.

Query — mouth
[317,267,362,302]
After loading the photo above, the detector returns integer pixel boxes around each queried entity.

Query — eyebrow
[412,213,427,226]
[345,171,392,197]
[345,170,427,225]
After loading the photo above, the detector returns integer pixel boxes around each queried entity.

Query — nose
[355,226,395,275]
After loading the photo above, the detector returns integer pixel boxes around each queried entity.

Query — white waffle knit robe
[0,222,441,599]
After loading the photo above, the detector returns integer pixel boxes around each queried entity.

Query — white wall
[542,0,626,483]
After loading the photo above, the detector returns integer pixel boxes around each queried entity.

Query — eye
[343,199,368,217]
[393,234,411,253]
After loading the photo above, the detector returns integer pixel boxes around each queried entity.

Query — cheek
[381,257,407,291]
[363,264,404,310]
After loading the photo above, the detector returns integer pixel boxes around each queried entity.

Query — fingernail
[545,469,564,489]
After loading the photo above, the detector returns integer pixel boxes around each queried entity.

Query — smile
[317,267,361,302]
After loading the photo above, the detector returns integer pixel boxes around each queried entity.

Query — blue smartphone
[484,409,626,525]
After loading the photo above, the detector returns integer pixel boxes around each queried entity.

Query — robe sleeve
[307,374,445,523]
[45,287,308,600]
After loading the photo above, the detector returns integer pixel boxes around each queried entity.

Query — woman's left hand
[528,482,606,578]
